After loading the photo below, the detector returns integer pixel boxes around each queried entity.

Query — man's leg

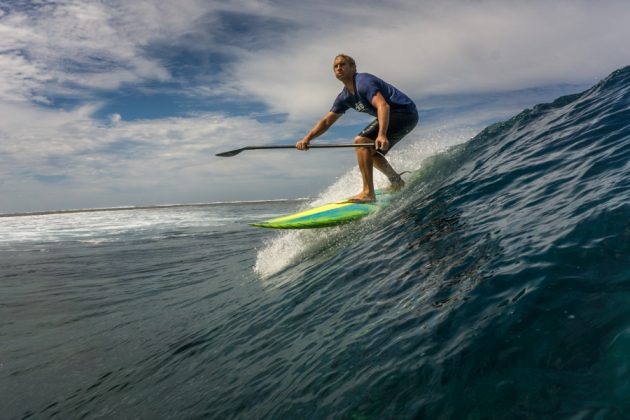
[368,111,417,190]
[352,136,376,201]
[351,112,417,197]
[373,153,404,190]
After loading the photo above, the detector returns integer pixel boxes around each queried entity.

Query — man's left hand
[375,135,390,151]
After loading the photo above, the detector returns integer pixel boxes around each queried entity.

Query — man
[296,54,418,203]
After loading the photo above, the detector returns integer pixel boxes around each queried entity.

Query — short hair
[334,54,356,67]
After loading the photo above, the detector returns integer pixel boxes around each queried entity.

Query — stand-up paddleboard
[251,190,394,229]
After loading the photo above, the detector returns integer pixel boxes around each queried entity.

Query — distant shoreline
[0,198,311,218]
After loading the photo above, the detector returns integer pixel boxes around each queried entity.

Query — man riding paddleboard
[296,54,418,203]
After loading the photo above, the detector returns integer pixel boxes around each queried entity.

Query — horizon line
[0,198,311,218]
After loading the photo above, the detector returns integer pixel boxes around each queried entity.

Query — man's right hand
[296,138,310,150]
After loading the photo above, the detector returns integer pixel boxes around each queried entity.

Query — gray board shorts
[358,110,418,155]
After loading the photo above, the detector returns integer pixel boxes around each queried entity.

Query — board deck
[251,189,393,229]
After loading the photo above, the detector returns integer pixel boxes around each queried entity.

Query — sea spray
[253,129,473,278]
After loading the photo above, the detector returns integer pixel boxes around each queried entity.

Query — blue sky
[2,0,630,213]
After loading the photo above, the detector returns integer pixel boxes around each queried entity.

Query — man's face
[333,58,355,81]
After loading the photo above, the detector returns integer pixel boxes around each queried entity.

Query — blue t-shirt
[330,72,416,117]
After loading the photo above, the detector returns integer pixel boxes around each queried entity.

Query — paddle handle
[248,144,373,150]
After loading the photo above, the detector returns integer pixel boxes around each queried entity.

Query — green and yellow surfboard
[251,190,393,229]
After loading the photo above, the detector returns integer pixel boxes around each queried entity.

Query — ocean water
[2,66,630,419]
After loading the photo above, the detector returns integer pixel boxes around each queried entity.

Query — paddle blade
[215,148,244,157]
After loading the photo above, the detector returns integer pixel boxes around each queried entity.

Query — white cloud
[0,99,346,212]
[0,91,484,213]
[4,0,627,109]
[0,0,213,102]
[2,0,630,212]
[231,0,630,120]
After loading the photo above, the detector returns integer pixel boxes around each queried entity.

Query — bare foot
[346,193,375,203]
[386,173,405,192]
[388,179,405,192]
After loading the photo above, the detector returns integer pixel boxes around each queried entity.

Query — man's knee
[353,136,372,144]
[354,136,377,155]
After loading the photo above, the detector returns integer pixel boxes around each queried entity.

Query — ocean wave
[248,66,630,417]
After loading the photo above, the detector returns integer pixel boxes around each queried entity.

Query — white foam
[0,207,235,246]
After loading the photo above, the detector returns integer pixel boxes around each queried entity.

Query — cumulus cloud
[0,0,207,103]
[3,0,629,108]
[2,0,630,212]
[228,0,630,120]
[0,99,355,213]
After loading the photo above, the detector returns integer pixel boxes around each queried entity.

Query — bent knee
[353,136,373,145]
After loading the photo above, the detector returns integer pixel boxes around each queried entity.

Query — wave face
[248,67,630,418]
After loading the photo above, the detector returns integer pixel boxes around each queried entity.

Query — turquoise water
[2,67,630,418]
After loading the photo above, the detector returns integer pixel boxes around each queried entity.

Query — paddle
[215,143,375,157]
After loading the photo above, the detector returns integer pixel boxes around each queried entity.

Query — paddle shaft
[216,143,375,157]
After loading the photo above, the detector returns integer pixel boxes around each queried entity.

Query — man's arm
[371,91,390,151]
[296,112,342,150]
